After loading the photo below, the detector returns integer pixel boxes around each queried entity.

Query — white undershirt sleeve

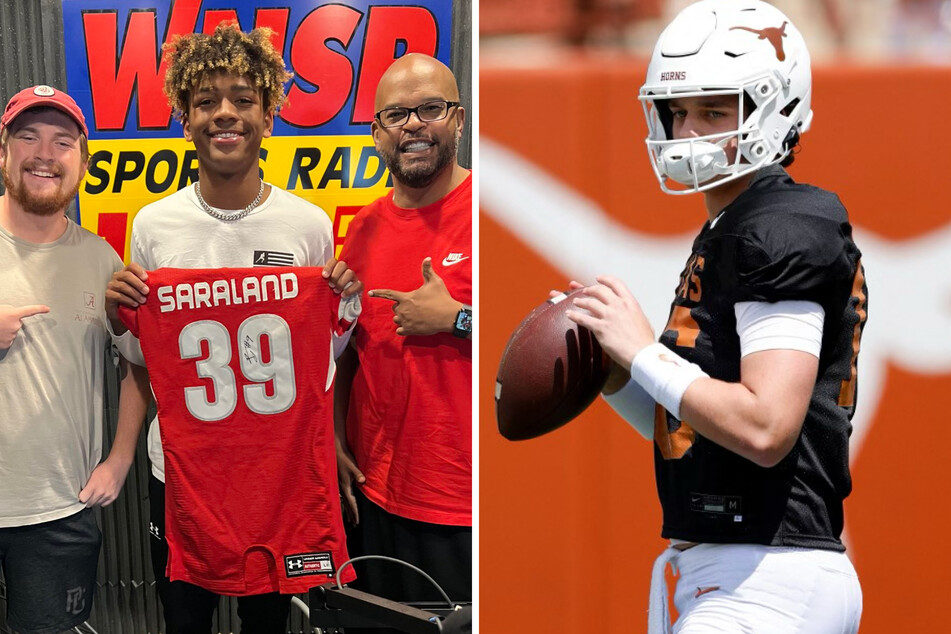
[734,300,825,358]
[602,378,655,440]
[106,319,146,366]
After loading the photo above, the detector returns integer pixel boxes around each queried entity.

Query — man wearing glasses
[334,53,472,623]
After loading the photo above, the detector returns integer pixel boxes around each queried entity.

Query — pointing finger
[16,305,50,319]
[369,289,403,302]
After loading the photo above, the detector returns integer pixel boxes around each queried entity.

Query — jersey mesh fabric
[129,184,336,482]
[654,167,867,550]
[121,266,354,594]
[339,174,472,526]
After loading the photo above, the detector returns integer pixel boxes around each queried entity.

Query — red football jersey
[121,267,355,595]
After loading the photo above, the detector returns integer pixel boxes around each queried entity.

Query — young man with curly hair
[106,24,361,633]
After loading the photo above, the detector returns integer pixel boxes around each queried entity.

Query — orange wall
[480,60,951,632]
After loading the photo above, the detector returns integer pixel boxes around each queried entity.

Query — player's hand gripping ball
[496,289,611,440]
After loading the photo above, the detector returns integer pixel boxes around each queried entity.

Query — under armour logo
[66,586,86,615]
[730,21,789,61]
[287,557,303,570]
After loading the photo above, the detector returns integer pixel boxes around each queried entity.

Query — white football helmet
[639,0,813,194]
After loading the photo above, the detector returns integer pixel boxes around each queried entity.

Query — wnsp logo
[64,0,452,137]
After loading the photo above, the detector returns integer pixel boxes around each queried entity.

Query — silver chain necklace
[194,179,265,222]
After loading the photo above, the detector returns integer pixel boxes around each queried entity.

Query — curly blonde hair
[162,23,293,121]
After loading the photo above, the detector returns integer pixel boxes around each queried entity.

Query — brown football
[496,289,611,441]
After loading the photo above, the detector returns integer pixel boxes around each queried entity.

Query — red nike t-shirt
[339,175,472,526]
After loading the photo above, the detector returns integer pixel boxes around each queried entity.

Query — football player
[566,1,867,632]
[105,24,362,633]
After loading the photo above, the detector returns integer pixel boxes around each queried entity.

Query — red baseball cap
[0,85,88,137]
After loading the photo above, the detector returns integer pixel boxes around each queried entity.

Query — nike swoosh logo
[443,256,470,266]
[695,586,720,598]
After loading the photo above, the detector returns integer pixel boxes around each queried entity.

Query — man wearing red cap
[0,85,148,634]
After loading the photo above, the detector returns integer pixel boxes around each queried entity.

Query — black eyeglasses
[374,100,461,128]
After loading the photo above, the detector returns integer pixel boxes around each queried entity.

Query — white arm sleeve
[734,300,824,359]
[111,225,148,367]
[602,378,655,440]
[106,319,146,366]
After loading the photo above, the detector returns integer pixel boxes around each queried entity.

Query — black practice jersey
[654,166,868,550]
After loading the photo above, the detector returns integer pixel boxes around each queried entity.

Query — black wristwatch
[452,304,472,338]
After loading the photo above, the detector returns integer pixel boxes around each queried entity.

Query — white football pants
[648,542,862,634]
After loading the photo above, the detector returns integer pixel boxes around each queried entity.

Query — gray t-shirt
[0,217,122,527]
